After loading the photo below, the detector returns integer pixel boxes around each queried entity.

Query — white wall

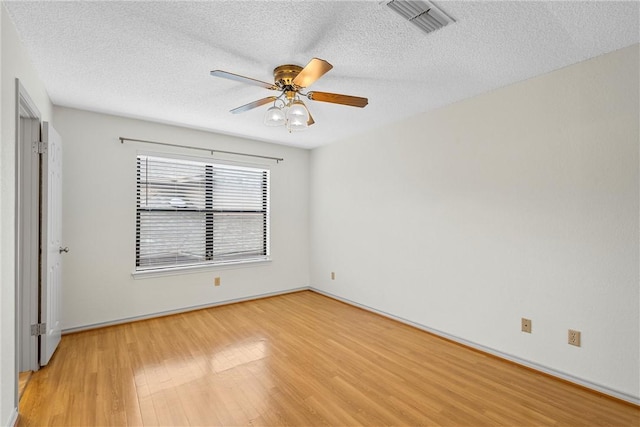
[1,4,53,425]
[310,44,639,401]
[0,11,4,424]
[53,107,309,330]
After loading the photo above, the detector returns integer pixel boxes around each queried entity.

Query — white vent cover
[384,0,455,34]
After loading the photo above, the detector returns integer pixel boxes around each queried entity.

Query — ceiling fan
[210,58,368,132]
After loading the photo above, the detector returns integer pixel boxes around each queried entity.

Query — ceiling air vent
[384,0,454,34]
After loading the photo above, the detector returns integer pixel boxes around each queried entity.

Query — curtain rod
[119,137,284,163]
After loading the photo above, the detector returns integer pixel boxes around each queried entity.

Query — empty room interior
[1,1,639,426]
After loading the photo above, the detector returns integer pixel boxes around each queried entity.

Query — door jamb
[15,79,42,408]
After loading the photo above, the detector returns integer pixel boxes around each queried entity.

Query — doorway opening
[15,79,64,406]
[16,80,42,395]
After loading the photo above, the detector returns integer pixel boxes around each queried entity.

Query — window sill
[131,258,272,279]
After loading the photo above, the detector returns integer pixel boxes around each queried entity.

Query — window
[136,154,270,271]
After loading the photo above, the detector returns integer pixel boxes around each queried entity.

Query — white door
[39,121,63,366]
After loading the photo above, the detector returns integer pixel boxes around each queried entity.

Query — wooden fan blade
[307,91,368,108]
[292,58,333,88]
[230,96,278,114]
[210,70,277,90]
[307,110,315,126]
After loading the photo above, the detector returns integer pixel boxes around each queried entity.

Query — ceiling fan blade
[292,58,333,88]
[307,110,315,126]
[230,96,278,114]
[307,91,368,108]
[210,70,277,90]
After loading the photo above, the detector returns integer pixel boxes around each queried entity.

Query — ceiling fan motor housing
[274,64,303,88]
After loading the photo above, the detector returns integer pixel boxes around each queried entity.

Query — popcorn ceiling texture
[5,1,639,148]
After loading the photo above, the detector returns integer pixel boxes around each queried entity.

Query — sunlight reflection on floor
[134,339,269,397]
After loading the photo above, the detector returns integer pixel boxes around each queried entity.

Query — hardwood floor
[18,290,639,426]
[18,371,32,401]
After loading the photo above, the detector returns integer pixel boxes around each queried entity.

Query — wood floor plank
[18,290,640,426]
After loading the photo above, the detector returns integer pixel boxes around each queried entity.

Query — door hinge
[32,141,47,154]
[30,323,47,336]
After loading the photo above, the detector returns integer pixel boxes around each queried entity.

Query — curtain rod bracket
[118,137,284,163]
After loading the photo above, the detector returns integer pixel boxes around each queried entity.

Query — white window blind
[136,155,270,271]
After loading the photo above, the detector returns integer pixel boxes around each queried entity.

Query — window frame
[133,152,271,277]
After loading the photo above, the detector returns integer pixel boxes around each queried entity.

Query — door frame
[15,79,42,405]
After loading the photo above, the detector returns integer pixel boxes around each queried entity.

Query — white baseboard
[310,287,640,406]
[7,407,18,427]
[62,287,309,334]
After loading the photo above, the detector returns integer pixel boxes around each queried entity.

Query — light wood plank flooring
[18,371,32,401]
[18,290,639,426]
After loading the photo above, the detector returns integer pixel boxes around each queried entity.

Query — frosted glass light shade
[286,100,309,131]
[287,100,309,121]
[264,106,285,126]
[288,114,308,132]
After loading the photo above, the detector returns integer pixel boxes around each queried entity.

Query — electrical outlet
[214,277,221,286]
[568,329,581,347]
[331,272,335,280]
[521,318,532,333]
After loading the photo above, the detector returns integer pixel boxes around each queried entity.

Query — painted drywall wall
[53,107,309,330]
[1,4,53,425]
[310,44,640,400]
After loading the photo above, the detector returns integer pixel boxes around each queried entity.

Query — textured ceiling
[5,1,639,148]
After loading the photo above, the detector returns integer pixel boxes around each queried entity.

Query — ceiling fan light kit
[263,90,313,132]
[211,58,368,132]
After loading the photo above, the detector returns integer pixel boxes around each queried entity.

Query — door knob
[59,246,69,253]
